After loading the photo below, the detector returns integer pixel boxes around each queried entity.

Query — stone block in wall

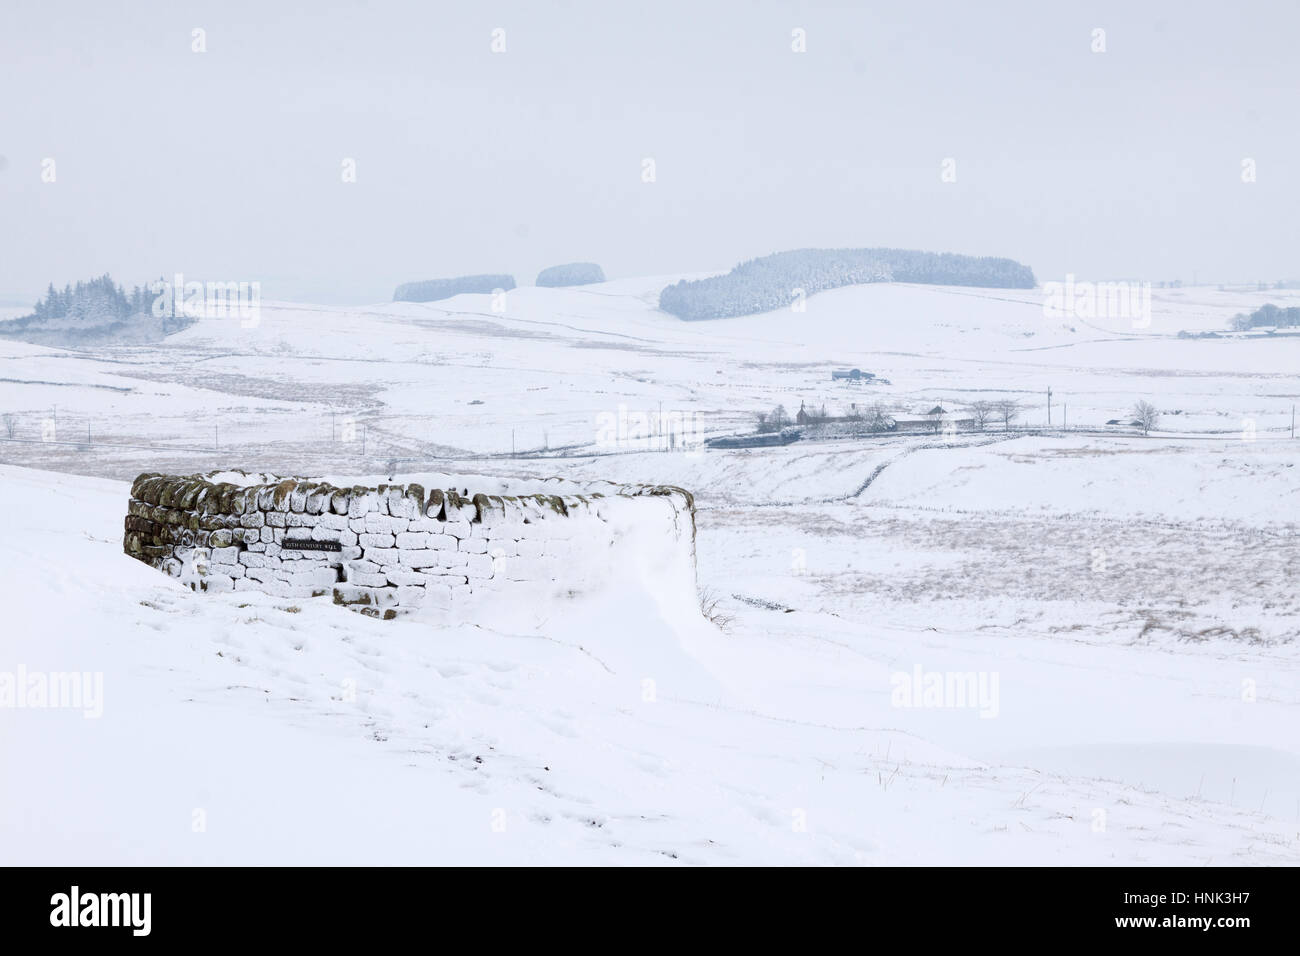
[474,494,537,530]
[305,486,332,515]
[443,491,476,524]
[280,557,327,571]
[464,553,495,580]
[199,575,235,593]
[385,485,415,518]
[404,485,426,518]
[394,585,425,606]
[130,473,160,500]
[363,512,405,535]
[394,532,430,550]
[210,562,245,579]
[458,536,488,554]
[267,479,295,512]
[286,567,340,588]
[385,568,425,587]
[211,546,241,564]
[137,477,163,506]
[361,546,399,565]
[346,490,370,518]
[240,512,265,529]
[426,533,458,551]
[422,568,468,585]
[358,532,395,550]
[485,538,519,558]
[423,488,444,519]
[396,551,440,569]
[266,512,286,528]
[333,584,399,609]
[232,485,255,514]
[309,525,356,547]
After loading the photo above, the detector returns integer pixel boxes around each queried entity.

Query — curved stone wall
[123,472,696,619]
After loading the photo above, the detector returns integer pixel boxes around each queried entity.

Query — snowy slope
[2,463,1297,865]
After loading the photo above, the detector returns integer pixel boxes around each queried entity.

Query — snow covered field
[2,279,1298,864]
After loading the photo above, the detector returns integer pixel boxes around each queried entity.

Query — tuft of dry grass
[699,587,734,632]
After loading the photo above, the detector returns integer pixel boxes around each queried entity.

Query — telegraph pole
[1047,387,1053,426]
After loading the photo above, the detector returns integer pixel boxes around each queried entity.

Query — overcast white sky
[1,0,1297,304]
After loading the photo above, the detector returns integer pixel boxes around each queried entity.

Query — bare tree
[970,401,993,432]
[1132,400,1159,436]
[867,403,893,432]
[770,404,791,428]
[993,400,1020,432]
[2,413,14,439]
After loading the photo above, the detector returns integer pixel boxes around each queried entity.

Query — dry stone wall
[123,473,695,619]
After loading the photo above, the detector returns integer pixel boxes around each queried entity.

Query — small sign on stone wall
[282,538,342,552]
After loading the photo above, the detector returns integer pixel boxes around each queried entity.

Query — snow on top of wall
[201,469,655,499]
